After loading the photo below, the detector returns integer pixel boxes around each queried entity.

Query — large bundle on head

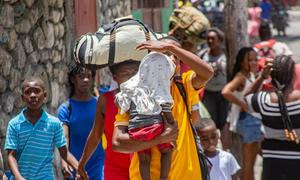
[169,6,210,45]
[73,17,164,69]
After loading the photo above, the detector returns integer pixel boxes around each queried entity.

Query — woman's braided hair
[271,55,298,143]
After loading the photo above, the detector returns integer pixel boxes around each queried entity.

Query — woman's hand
[241,102,250,113]
[261,58,273,79]
[136,41,171,53]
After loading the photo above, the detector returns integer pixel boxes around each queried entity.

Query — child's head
[195,118,219,153]
[109,60,140,85]
[68,65,95,97]
[21,76,46,110]
[231,47,257,80]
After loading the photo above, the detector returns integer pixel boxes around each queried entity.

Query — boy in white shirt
[196,118,240,180]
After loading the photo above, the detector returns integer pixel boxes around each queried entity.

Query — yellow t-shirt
[115,71,203,180]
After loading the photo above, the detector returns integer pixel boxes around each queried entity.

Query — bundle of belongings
[73,16,163,69]
[73,7,210,69]
[169,6,210,45]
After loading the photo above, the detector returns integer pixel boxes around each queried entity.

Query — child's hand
[61,161,74,179]
[136,41,170,54]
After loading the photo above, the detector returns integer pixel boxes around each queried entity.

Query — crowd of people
[2,1,300,180]
[248,0,290,44]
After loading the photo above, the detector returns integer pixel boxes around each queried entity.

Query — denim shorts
[236,112,261,143]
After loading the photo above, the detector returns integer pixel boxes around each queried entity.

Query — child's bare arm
[7,150,24,180]
[59,146,78,171]
[162,112,175,124]
[113,124,178,153]
[161,104,175,124]
[0,150,4,179]
[232,172,240,180]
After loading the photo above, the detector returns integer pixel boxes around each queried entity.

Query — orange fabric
[115,71,203,180]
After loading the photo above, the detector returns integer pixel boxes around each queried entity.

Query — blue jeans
[236,112,261,143]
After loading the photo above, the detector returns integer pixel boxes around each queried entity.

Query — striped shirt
[5,109,66,180]
[127,103,172,130]
[246,92,300,159]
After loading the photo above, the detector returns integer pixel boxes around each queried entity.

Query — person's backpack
[73,17,163,70]
[174,76,212,180]
[169,6,210,45]
[254,39,277,91]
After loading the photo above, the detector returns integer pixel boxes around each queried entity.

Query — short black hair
[259,22,272,41]
[108,60,140,75]
[159,36,181,44]
[159,36,182,48]
[207,27,224,42]
[194,118,216,131]
[22,76,45,91]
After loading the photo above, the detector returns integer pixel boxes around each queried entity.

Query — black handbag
[174,76,212,180]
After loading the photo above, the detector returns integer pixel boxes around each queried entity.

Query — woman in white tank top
[222,47,261,180]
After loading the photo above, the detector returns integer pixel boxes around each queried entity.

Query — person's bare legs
[241,142,259,180]
[220,123,232,150]
[160,110,174,179]
[162,111,176,147]
[138,153,151,180]
[160,148,173,180]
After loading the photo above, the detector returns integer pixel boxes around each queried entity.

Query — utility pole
[224,0,249,79]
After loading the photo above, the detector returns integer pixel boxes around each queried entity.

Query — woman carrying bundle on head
[245,55,300,180]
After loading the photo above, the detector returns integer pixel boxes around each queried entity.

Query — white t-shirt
[272,42,293,56]
[208,149,240,180]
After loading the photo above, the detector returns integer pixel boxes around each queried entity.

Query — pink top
[248,7,262,37]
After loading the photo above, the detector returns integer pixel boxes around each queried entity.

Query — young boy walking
[5,77,78,180]
[196,118,240,180]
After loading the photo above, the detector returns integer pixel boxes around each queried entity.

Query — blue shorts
[236,112,261,143]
